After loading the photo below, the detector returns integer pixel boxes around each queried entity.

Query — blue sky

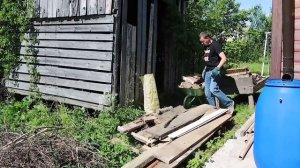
[236,0,272,15]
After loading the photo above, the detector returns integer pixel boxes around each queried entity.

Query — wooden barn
[271,0,300,79]
[6,0,189,109]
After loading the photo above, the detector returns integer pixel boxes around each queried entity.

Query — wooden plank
[16,64,112,83]
[168,109,229,140]
[282,0,295,78]
[152,0,158,75]
[146,160,160,168]
[296,8,300,19]
[226,68,249,74]
[87,0,98,15]
[129,26,137,102]
[105,0,112,14]
[147,4,154,73]
[61,0,70,17]
[70,0,80,16]
[239,135,254,160]
[294,41,300,52]
[56,0,63,17]
[25,33,113,41]
[34,15,114,25]
[295,52,300,62]
[295,30,300,41]
[47,0,53,18]
[141,0,148,75]
[98,0,106,14]
[80,0,87,16]
[52,0,58,18]
[295,19,300,29]
[154,114,231,164]
[117,118,146,134]
[239,113,255,136]
[22,40,113,51]
[246,123,254,134]
[135,0,147,102]
[119,0,128,104]
[39,0,47,18]
[297,0,300,8]
[33,24,113,33]
[10,73,111,93]
[157,132,215,168]
[20,47,112,61]
[145,104,215,140]
[270,0,282,79]
[6,81,110,105]
[8,88,104,110]
[295,72,300,79]
[19,56,112,71]
[131,132,157,145]
[124,24,132,104]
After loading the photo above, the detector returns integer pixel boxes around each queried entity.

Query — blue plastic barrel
[254,79,300,168]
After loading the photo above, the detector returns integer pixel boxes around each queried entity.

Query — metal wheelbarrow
[179,87,204,109]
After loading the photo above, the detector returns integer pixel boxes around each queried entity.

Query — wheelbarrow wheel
[183,95,202,109]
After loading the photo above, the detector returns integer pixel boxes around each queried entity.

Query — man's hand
[212,67,220,77]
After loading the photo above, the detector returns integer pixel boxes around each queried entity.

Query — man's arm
[217,52,227,68]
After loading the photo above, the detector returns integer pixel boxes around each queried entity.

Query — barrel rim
[266,79,300,88]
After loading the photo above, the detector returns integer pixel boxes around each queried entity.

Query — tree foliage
[177,0,271,69]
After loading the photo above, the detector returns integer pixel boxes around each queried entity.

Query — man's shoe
[227,101,235,115]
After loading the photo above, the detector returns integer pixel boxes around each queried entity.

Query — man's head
[199,32,212,46]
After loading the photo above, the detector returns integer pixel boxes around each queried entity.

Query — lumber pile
[119,104,232,168]
[238,113,255,160]
[178,75,204,89]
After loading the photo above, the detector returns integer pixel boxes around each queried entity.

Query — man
[199,32,234,114]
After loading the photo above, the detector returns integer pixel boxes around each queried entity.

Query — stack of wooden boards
[119,104,232,168]
[178,75,203,89]
[238,113,255,160]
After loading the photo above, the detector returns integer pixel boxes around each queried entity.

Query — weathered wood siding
[7,15,115,109]
[295,0,300,79]
[33,0,113,18]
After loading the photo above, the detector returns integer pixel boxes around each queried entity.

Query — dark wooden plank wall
[33,0,113,18]
[7,16,115,110]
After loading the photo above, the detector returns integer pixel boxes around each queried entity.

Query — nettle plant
[0,0,40,94]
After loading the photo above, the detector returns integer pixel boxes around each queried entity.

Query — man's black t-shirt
[203,41,223,69]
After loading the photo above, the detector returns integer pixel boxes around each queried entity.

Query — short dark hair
[199,32,211,39]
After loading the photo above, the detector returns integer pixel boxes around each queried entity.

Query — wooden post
[270,0,282,79]
[248,94,254,108]
[112,0,122,107]
[152,0,158,76]
[119,0,128,104]
[136,0,148,102]
[147,3,155,74]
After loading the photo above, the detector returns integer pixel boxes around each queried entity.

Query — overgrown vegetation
[165,0,271,75]
[0,97,144,167]
[0,0,30,77]
[187,104,254,167]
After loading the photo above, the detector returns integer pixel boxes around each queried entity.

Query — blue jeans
[204,69,233,107]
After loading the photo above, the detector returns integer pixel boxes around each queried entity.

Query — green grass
[0,97,144,167]
[0,95,255,168]
[186,104,254,168]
